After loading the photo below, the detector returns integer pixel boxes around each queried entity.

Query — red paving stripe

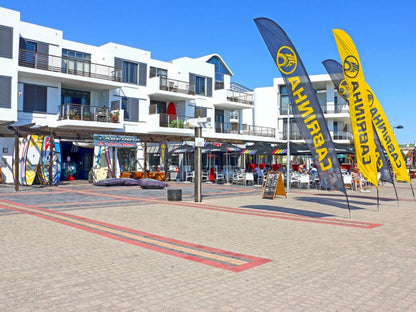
[57,187,382,229]
[0,199,271,272]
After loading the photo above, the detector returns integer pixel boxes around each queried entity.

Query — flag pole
[345,193,351,219]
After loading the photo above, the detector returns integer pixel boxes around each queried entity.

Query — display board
[262,171,286,199]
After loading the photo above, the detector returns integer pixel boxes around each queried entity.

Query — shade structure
[202,142,241,153]
[241,142,273,155]
[272,142,355,156]
[171,143,194,154]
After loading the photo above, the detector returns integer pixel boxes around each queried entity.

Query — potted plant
[111,110,119,123]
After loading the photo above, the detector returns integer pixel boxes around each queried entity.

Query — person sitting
[254,165,263,183]
[351,168,362,191]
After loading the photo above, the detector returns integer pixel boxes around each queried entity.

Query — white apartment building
[254,75,353,143]
[0,7,352,183]
[0,7,277,183]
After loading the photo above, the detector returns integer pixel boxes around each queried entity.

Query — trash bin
[167,189,182,201]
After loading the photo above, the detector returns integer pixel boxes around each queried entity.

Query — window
[62,49,91,76]
[207,56,230,90]
[149,67,167,78]
[195,76,206,95]
[61,89,90,105]
[23,84,47,113]
[121,61,138,84]
[0,25,13,59]
[0,76,11,108]
[279,85,291,115]
[122,97,139,122]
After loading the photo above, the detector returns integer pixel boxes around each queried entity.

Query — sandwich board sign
[262,171,286,199]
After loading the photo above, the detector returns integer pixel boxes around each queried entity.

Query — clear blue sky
[2,0,415,144]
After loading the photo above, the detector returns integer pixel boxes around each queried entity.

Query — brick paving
[0,180,415,311]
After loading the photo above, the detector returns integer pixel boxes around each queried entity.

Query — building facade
[0,7,351,183]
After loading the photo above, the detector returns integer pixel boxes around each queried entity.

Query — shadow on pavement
[240,205,334,218]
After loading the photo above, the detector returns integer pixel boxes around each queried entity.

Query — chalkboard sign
[262,171,286,199]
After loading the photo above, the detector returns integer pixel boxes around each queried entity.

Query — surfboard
[25,135,43,186]
[52,140,61,185]
[38,136,50,184]
[92,146,108,183]
[13,138,23,185]
[19,135,30,185]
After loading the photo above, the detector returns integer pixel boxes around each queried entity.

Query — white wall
[253,86,277,131]
[0,137,14,183]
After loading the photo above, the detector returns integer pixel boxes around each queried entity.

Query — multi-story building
[0,7,276,183]
[254,75,353,144]
[0,7,352,184]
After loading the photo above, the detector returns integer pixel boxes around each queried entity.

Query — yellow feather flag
[366,87,410,183]
[333,29,378,188]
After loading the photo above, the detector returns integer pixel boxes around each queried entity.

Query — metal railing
[215,122,275,137]
[226,89,253,105]
[19,49,122,82]
[158,77,195,95]
[279,104,349,115]
[159,113,189,128]
[59,103,121,123]
[279,130,304,140]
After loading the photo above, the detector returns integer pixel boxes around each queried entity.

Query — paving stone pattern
[0,180,415,311]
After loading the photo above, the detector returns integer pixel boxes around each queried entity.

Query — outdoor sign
[93,134,138,148]
[195,137,205,148]
[262,171,286,199]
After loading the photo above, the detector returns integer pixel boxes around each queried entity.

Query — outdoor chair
[245,172,255,186]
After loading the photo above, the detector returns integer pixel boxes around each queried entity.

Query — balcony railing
[279,104,349,115]
[59,103,121,123]
[159,113,188,128]
[158,77,195,95]
[216,122,275,137]
[226,89,253,105]
[279,130,353,141]
[19,49,122,82]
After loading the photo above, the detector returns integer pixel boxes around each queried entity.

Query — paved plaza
[0,179,415,311]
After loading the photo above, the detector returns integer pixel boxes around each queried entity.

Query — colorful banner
[366,89,410,183]
[333,29,378,188]
[254,18,346,193]
[322,59,393,184]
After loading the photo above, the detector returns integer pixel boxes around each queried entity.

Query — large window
[0,76,11,108]
[207,56,230,90]
[122,61,138,84]
[62,49,91,76]
[122,97,139,122]
[195,76,206,95]
[0,25,13,59]
[23,84,47,113]
[61,89,90,105]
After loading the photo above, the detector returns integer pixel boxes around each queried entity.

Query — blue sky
[2,0,415,144]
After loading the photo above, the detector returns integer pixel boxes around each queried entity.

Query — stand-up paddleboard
[13,138,23,185]
[38,136,51,184]
[105,147,113,178]
[52,140,61,185]
[25,135,43,186]
[19,135,30,185]
[92,146,107,183]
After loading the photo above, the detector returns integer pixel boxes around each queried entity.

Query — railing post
[66,104,70,120]
[81,105,84,121]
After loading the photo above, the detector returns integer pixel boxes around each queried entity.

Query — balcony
[226,89,253,105]
[279,103,349,115]
[216,122,275,138]
[58,103,122,125]
[148,76,196,102]
[19,49,122,82]
[279,130,304,140]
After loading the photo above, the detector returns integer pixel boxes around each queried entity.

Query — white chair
[215,171,225,184]
[245,172,254,186]
[232,171,245,185]
[298,174,310,189]
[343,174,352,190]
[185,170,194,182]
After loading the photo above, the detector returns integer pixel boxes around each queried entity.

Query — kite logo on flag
[276,46,297,74]
[343,55,359,78]
[339,79,350,100]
